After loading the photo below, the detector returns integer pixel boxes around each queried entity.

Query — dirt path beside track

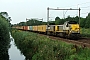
[39,34,90,48]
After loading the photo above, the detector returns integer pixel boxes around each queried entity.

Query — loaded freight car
[14,26,23,30]
[19,26,23,30]
[37,25,47,33]
[29,26,33,31]
[33,26,38,32]
[23,26,29,31]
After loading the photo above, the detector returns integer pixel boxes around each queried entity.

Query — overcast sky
[0,0,90,24]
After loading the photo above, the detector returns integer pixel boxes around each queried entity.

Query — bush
[80,28,90,37]
[0,16,10,60]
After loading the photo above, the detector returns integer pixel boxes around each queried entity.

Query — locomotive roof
[66,21,77,24]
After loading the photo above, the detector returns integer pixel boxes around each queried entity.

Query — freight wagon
[37,25,47,33]
[29,26,33,31]
[33,26,38,32]
[23,26,29,31]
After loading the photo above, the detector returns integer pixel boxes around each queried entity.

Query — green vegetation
[0,12,11,60]
[12,29,90,60]
[81,28,90,37]
[15,19,47,26]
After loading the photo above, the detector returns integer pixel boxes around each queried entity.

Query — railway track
[39,34,90,48]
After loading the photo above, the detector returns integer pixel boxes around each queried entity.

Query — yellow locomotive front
[67,21,80,39]
[69,24,80,34]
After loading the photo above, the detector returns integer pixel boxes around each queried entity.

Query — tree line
[13,13,90,28]
[55,13,90,28]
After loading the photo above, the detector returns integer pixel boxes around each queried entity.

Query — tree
[80,17,86,28]
[0,13,10,60]
[0,12,12,27]
[55,16,64,25]
[0,12,8,17]
[66,15,73,21]
[55,17,60,25]
[74,16,79,23]
[19,22,26,26]
[0,12,12,22]
[85,13,90,28]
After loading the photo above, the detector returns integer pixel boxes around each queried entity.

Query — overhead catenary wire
[81,12,89,14]
[78,2,90,5]
[64,1,90,8]
[67,2,90,17]
[80,6,90,8]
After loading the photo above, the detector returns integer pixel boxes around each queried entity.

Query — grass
[80,28,90,37]
[11,29,90,60]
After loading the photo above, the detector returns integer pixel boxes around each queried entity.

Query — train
[13,21,80,39]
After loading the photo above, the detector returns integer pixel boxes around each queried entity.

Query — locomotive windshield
[68,21,77,24]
